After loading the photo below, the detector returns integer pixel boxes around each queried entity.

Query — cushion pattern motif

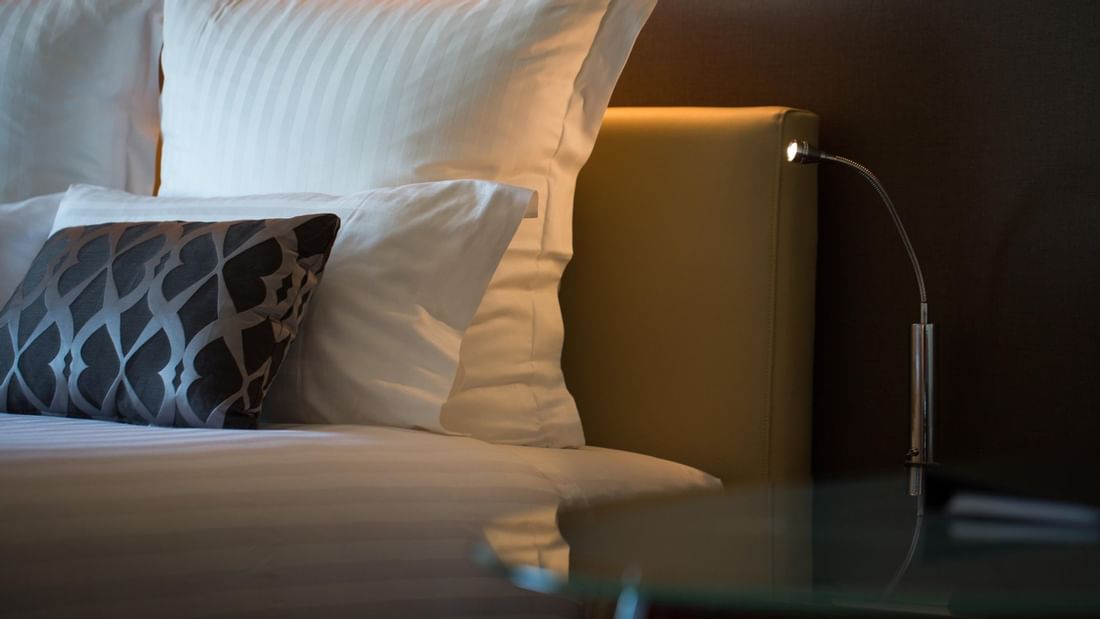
[0,214,339,428]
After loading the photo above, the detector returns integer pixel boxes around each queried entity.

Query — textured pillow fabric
[0,193,62,303]
[0,0,162,202]
[159,0,657,447]
[53,182,535,433]
[0,214,339,428]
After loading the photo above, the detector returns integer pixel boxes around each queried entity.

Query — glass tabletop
[474,476,1100,616]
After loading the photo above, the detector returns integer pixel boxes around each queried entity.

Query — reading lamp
[786,141,934,498]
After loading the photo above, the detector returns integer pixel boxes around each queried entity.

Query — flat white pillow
[0,193,62,304]
[159,0,657,447]
[53,183,535,433]
[0,0,162,202]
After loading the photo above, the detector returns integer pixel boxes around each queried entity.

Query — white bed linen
[0,413,718,618]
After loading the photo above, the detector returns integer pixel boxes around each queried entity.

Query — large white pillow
[53,182,535,433]
[0,0,162,203]
[159,0,657,447]
[0,194,62,304]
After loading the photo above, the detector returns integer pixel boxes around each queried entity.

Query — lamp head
[786,140,826,164]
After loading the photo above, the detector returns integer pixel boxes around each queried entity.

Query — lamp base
[907,322,935,497]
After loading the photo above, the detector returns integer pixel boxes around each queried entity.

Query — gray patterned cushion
[0,214,339,428]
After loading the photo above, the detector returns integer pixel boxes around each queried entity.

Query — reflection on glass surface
[475,477,1100,617]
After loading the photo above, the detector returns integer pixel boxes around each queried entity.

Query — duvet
[0,414,717,618]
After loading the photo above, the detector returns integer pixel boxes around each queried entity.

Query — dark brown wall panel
[609,0,1100,502]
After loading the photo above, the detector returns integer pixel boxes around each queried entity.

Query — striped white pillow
[159,0,657,447]
[0,0,162,203]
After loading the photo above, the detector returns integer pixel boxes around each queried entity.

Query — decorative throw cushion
[51,183,535,433]
[0,214,340,428]
[0,0,163,202]
[158,0,658,447]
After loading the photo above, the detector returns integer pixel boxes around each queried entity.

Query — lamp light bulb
[785,140,826,164]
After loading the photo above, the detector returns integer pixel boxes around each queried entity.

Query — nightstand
[475,477,1100,618]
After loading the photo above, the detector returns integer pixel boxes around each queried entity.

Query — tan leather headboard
[562,107,818,485]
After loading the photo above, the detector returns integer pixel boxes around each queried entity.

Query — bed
[0,105,817,618]
[0,2,818,617]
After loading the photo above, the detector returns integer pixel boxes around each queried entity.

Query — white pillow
[0,194,62,304]
[0,0,162,203]
[53,182,535,433]
[159,0,657,447]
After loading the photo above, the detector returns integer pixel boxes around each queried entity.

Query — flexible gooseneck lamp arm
[786,140,935,499]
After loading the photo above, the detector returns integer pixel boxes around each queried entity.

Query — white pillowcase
[0,0,162,203]
[0,194,62,304]
[53,183,535,433]
[159,0,657,447]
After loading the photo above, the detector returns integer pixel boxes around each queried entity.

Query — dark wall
[610,0,1100,502]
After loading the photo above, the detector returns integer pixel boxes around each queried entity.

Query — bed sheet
[0,413,718,618]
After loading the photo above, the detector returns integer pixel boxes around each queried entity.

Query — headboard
[562,107,819,485]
